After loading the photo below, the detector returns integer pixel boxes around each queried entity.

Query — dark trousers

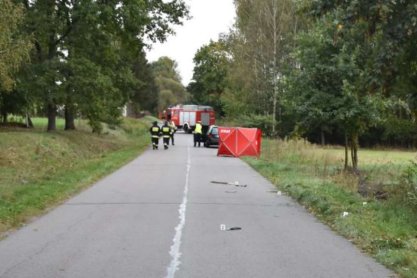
[163,137,170,149]
[151,137,159,149]
[170,134,174,145]
[194,133,202,147]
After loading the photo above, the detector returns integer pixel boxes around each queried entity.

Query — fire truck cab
[162,104,215,133]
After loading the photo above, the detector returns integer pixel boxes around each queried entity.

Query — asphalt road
[0,132,395,278]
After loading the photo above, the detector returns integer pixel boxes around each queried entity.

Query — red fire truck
[161,104,216,133]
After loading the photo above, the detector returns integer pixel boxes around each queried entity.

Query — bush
[238,114,274,136]
[88,119,103,134]
[395,162,417,211]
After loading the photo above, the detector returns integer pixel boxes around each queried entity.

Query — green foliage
[152,56,183,81]
[227,0,301,134]
[188,40,230,114]
[0,0,32,120]
[237,114,274,135]
[151,56,187,111]
[63,57,126,133]
[130,51,159,113]
[220,31,261,117]
[0,0,31,92]
[286,18,343,133]
[394,163,417,211]
[220,87,251,118]
[8,0,189,131]
[387,121,417,145]
[0,89,29,121]
[282,0,415,168]
[207,0,417,158]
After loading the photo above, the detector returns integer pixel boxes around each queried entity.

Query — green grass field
[0,117,153,235]
[245,139,417,278]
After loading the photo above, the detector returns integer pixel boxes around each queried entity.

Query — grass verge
[244,139,417,278]
[0,117,154,236]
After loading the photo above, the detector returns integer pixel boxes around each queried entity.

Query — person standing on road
[168,119,177,146]
[161,121,171,150]
[149,121,161,150]
[194,121,203,147]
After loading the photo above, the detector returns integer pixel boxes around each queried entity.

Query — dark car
[204,125,219,147]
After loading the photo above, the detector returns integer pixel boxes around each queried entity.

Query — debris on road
[211,180,247,187]
[220,224,242,231]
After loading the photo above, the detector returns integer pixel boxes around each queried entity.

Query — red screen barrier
[217,127,262,158]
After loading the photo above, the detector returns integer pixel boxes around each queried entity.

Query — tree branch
[53,1,78,47]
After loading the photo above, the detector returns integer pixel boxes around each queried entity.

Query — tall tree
[188,40,230,115]
[0,0,32,123]
[286,0,417,169]
[287,17,383,169]
[228,0,300,134]
[18,0,189,131]
[0,0,31,92]
[151,56,187,112]
[130,50,159,114]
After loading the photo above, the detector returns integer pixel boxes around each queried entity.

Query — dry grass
[263,139,415,163]
[262,139,416,191]
[246,138,417,278]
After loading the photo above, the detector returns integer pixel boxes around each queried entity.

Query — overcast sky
[146,0,236,86]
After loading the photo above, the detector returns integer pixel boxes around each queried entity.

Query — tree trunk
[47,103,57,131]
[350,134,359,171]
[65,102,76,130]
[2,112,7,123]
[27,115,33,128]
[25,112,34,128]
[351,133,359,170]
[271,0,278,136]
[344,133,349,170]
[321,127,325,146]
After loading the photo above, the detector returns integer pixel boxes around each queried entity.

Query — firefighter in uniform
[150,121,161,150]
[168,119,177,146]
[161,121,171,150]
[194,121,203,147]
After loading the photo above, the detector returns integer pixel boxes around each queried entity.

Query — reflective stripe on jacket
[162,126,171,138]
[150,126,160,138]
